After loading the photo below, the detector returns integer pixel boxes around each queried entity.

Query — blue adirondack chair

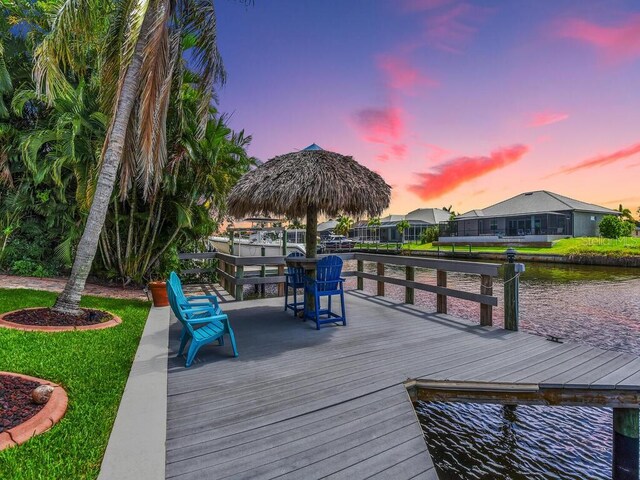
[167,274,238,367]
[169,271,223,315]
[284,252,306,315]
[169,271,225,346]
[303,255,346,330]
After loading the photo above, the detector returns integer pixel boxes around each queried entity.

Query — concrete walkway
[99,306,170,480]
[0,274,148,300]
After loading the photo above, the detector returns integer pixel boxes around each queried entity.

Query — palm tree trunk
[53,12,151,314]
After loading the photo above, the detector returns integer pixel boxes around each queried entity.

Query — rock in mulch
[3,307,111,327]
[0,375,46,433]
[31,385,54,405]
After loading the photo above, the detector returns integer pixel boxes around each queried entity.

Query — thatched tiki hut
[227,144,391,258]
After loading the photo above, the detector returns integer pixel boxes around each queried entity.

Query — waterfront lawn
[0,288,150,479]
[407,237,640,256]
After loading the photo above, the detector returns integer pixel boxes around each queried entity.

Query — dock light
[506,247,517,263]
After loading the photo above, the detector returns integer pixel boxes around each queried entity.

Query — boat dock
[166,253,640,479]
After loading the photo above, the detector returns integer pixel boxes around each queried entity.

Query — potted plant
[147,278,169,307]
[146,264,170,307]
[146,247,182,307]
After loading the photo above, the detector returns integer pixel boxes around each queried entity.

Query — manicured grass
[402,237,640,257]
[0,288,150,479]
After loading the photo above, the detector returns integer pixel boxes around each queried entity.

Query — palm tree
[334,216,354,237]
[396,219,410,244]
[35,0,226,313]
[618,204,635,223]
[287,218,304,229]
[442,205,458,220]
[367,217,381,243]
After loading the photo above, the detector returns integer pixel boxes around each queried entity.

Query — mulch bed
[0,375,45,433]
[3,308,112,327]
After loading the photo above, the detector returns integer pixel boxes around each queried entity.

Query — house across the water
[439,190,619,244]
[353,208,450,242]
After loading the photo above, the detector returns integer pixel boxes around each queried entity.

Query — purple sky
[216,0,640,215]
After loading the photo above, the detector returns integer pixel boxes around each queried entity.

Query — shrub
[420,226,439,244]
[598,215,627,239]
[0,218,68,276]
[621,220,636,237]
[10,259,55,277]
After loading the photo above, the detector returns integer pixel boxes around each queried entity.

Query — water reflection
[418,402,612,480]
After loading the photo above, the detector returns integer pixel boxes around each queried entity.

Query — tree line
[0,1,255,312]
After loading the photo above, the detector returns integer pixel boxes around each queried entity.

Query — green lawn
[0,289,150,479]
[357,237,640,256]
[386,237,640,257]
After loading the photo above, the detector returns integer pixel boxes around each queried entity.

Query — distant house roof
[405,208,451,224]
[379,215,405,225]
[456,191,619,219]
[317,219,338,232]
[377,208,449,226]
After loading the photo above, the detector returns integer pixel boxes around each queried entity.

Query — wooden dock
[165,290,640,479]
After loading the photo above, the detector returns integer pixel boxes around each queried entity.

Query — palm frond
[100,0,149,113]
[33,0,98,102]
[179,0,226,135]
[137,0,171,198]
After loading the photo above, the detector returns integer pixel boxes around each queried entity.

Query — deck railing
[178,251,514,327]
[353,253,499,326]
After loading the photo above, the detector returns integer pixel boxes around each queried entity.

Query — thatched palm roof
[227,147,391,219]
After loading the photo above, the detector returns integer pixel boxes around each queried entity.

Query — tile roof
[457,191,618,218]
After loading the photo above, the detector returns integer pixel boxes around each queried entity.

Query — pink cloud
[391,144,407,157]
[556,141,640,175]
[529,111,569,127]
[352,107,408,162]
[352,106,404,144]
[376,55,438,93]
[422,142,452,162]
[423,3,491,54]
[555,15,640,63]
[409,144,530,200]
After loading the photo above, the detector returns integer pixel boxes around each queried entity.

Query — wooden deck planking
[167,389,411,466]
[167,330,534,425]
[166,291,640,479]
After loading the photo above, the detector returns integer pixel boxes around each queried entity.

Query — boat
[322,234,357,251]
[210,229,309,256]
[209,218,313,257]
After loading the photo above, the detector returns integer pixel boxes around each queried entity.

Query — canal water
[346,261,640,480]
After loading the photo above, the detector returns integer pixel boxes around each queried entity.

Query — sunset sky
[216,0,640,216]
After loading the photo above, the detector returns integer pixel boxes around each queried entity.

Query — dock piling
[613,408,639,480]
[405,266,415,304]
[504,249,520,331]
[357,260,363,290]
[436,270,447,314]
[480,274,493,326]
[376,262,385,296]
[234,266,244,301]
[260,247,266,297]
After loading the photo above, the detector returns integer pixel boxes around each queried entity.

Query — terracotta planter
[148,281,169,307]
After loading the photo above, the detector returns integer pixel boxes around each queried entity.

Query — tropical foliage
[0,1,255,285]
[419,225,439,244]
[367,217,381,242]
[598,215,635,239]
[442,205,458,220]
[396,219,410,243]
[334,216,354,236]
